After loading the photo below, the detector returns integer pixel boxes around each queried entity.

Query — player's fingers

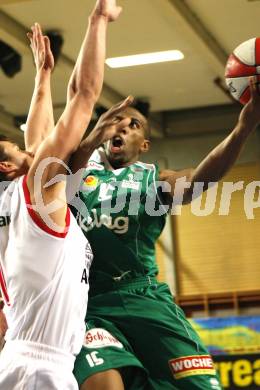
[35,23,45,51]
[248,76,257,97]
[112,95,134,112]
[44,36,51,53]
[104,100,126,118]
[33,23,42,53]
[27,32,33,48]
[106,96,134,118]
[31,25,39,53]
[114,117,131,131]
[98,115,130,130]
[249,76,259,99]
[35,22,41,39]
[30,25,36,43]
[101,118,131,143]
[103,128,120,143]
[29,30,38,54]
[31,24,37,41]
[110,6,122,21]
[36,22,43,37]
[99,97,131,122]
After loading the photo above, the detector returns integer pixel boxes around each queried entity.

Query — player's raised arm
[26,0,123,231]
[25,23,54,155]
[66,0,122,103]
[160,77,260,205]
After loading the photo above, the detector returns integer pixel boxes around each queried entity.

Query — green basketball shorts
[74,279,222,390]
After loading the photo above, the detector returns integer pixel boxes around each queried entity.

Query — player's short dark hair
[132,108,150,140]
[123,107,151,140]
[0,134,10,182]
[0,134,10,144]
[133,100,151,139]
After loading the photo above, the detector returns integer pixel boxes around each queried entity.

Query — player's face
[0,141,33,178]
[105,108,150,168]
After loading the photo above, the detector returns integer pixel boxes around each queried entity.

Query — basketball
[225,37,260,104]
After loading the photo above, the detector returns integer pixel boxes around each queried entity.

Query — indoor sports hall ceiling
[0,0,260,143]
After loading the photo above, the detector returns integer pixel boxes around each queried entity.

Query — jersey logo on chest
[83,175,99,192]
[121,173,140,190]
[79,209,129,234]
[86,161,104,171]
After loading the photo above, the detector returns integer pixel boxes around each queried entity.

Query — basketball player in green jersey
[70,76,260,390]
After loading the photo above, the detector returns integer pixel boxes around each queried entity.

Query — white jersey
[0,175,92,356]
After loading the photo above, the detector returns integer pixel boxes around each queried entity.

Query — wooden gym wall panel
[173,163,260,296]
[156,240,166,283]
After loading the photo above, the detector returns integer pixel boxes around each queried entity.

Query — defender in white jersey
[0,1,124,388]
[0,175,91,389]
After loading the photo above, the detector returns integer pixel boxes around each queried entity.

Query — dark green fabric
[73,152,222,389]
[77,159,166,290]
[74,282,222,389]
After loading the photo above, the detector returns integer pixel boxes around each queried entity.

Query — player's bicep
[159,168,194,205]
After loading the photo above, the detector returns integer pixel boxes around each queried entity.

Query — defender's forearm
[67,14,108,103]
[25,69,54,154]
[69,136,98,173]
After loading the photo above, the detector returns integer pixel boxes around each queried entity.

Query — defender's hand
[27,23,54,72]
[87,96,133,147]
[92,0,122,22]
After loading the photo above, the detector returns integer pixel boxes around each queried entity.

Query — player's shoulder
[134,161,157,171]
[85,148,105,172]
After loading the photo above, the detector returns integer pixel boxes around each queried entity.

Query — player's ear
[140,140,150,153]
[0,161,15,173]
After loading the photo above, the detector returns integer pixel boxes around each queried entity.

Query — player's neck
[108,158,138,170]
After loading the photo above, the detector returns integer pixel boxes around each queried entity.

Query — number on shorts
[86,351,104,367]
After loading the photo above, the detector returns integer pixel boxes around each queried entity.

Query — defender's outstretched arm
[27,0,123,231]
[25,23,54,154]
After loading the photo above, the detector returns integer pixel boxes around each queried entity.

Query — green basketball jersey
[75,149,166,287]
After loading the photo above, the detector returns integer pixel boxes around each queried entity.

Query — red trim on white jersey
[255,37,260,65]
[22,176,70,238]
[0,264,10,306]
